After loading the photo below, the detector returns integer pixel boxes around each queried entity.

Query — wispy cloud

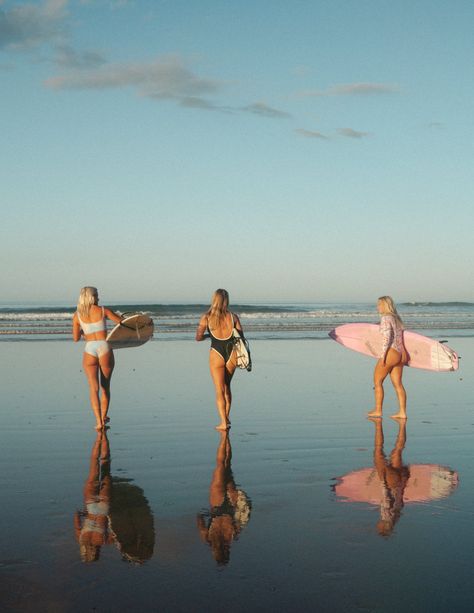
[79,0,133,6]
[179,96,232,113]
[295,128,329,140]
[297,82,399,98]
[0,0,67,50]
[46,55,292,119]
[241,102,291,119]
[53,43,106,68]
[45,55,221,100]
[337,127,370,139]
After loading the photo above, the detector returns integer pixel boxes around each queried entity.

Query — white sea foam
[0,313,73,321]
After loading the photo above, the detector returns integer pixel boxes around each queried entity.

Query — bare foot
[390,413,407,420]
[367,410,383,418]
[95,423,103,431]
[215,424,228,431]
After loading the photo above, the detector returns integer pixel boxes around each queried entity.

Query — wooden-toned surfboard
[106,313,154,349]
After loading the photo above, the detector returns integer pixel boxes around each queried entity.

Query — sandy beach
[1,337,473,612]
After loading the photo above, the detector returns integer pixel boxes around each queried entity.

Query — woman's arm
[195,314,209,341]
[104,307,123,325]
[72,313,82,342]
[233,313,244,338]
[380,316,393,364]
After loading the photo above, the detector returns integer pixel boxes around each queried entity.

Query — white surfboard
[106,313,154,349]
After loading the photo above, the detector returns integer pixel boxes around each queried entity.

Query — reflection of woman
[197,431,251,565]
[74,431,155,564]
[74,431,113,562]
[72,287,122,430]
[371,418,410,537]
[195,289,245,430]
[368,296,408,420]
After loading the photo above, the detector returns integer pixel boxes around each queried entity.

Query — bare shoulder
[198,313,208,326]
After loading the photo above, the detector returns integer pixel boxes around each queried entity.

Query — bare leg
[224,353,237,425]
[209,351,233,430]
[83,354,102,430]
[389,363,407,419]
[368,360,390,417]
[98,351,115,425]
[368,349,404,418]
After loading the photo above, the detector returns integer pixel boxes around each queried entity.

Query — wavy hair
[378,295,403,327]
[77,286,98,318]
[207,289,230,329]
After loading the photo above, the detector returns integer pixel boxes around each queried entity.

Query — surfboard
[328,323,458,371]
[334,464,459,505]
[106,313,154,349]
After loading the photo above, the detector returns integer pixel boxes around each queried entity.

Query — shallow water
[1,339,473,612]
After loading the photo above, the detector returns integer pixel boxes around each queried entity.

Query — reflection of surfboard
[334,464,459,504]
[106,313,154,349]
[109,478,155,564]
[329,323,458,371]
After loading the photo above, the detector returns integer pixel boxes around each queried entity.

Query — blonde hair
[77,286,98,318]
[378,295,403,327]
[207,289,229,329]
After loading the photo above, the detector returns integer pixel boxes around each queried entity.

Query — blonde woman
[368,296,408,420]
[72,287,122,430]
[196,289,245,430]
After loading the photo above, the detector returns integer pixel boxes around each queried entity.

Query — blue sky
[1,0,473,304]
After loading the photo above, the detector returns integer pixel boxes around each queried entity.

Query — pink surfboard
[329,323,458,371]
[334,464,459,505]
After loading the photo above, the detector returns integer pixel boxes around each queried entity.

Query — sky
[1,0,473,304]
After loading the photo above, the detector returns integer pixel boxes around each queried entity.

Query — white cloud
[0,0,67,50]
[295,128,329,140]
[297,82,399,98]
[337,127,370,139]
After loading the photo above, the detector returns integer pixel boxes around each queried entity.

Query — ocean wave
[0,312,74,321]
[1,301,474,340]
[401,302,474,307]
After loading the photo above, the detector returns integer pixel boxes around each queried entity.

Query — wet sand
[1,338,473,612]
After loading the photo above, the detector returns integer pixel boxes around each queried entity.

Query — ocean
[1,301,474,341]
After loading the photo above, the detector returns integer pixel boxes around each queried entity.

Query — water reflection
[197,431,252,565]
[333,419,459,536]
[74,430,155,563]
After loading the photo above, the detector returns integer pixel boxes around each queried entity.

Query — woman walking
[73,287,122,430]
[196,289,245,430]
[368,296,408,420]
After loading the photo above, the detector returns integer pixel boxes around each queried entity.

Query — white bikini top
[77,307,106,334]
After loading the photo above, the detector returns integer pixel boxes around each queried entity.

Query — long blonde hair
[378,295,403,327]
[77,286,98,318]
[207,289,230,329]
